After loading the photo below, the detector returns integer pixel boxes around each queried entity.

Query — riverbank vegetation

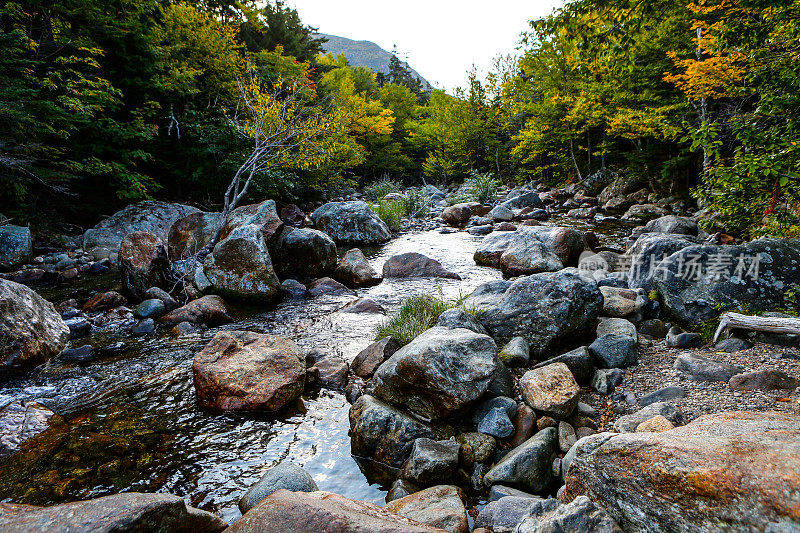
[2,0,798,237]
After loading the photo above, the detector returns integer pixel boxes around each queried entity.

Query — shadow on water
[0,218,631,523]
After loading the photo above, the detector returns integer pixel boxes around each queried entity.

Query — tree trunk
[569,137,583,181]
[714,312,800,342]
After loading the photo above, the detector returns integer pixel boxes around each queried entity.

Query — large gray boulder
[83,201,199,256]
[383,253,460,280]
[500,192,545,212]
[218,200,283,243]
[483,428,558,493]
[203,224,281,301]
[465,272,603,358]
[626,233,701,293]
[311,201,391,244]
[349,395,437,468]
[0,225,31,270]
[271,226,337,279]
[654,239,800,327]
[474,227,584,270]
[0,279,69,371]
[644,215,698,236]
[370,327,498,420]
[239,463,318,513]
[563,411,800,532]
[500,238,563,277]
[514,496,622,533]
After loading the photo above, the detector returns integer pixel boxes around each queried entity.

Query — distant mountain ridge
[315,33,431,88]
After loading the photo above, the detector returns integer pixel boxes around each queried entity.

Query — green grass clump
[376,292,482,346]
[464,171,499,204]
[404,189,434,218]
[372,198,407,231]
[364,176,402,200]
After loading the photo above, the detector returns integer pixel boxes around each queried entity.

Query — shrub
[372,198,407,231]
[464,171,499,204]
[376,292,482,346]
[405,188,434,218]
[364,175,402,200]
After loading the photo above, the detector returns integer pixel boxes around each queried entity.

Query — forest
[1,0,799,237]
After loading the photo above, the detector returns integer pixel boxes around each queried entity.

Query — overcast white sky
[288,1,564,92]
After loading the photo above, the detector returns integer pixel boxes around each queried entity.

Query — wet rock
[0,225,31,270]
[307,277,355,297]
[0,400,56,459]
[83,201,200,256]
[558,422,577,453]
[349,395,437,468]
[132,318,156,336]
[134,298,167,319]
[499,337,530,367]
[625,233,700,293]
[714,337,753,352]
[532,346,595,385]
[637,319,668,339]
[499,238,563,277]
[612,401,685,433]
[65,317,91,339]
[644,215,698,236]
[352,337,400,379]
[166,211,223,261]
[639,386,685,407]
[386,479,420,503]
[58,345,94,364]
[192,330,305,412]
[170,321,196,337]
[311,201,391,244]
[483,427,558,493]
[674,352,743,382]
[399,438,460,487]
[142,287,178,311]
[83,290,127,313]
[589,334,638,368]
[474,496,545,533]
[728,369,800,391]
[161,295,232,326]
[371,326,498,420]
[118,231,169,299]
[515,496,622,533]
[596,318,637,341]
[308,354,349,390]
[562,411,800,532]
[666,327,703,348]
[271,226,337,278]
[219,200,283,243]
[382,253,460,279]
[0,280,69,370]
[654,239,800,327]
[228,490,438,532]
[510,405,536,447]
[465,272,602,357]
[203,224,281,302]
[339,298,385,314]
[385,485,468,533]
[635,415,675,433]
[520,363,580,418]
[455,432,496,465]
[435,308,488,335]
[281,279,307,299]
[0,493,227,532]
[442,203,474,226]
[334,248,382,288]
[239,463,319,514]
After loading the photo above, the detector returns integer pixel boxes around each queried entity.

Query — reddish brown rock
[334,248,382,288]
[118,231,169,299]
[339,298,385,314]
[382,253,460,280]
[160,295,232,326]
[83,291,127,313]
[510,404,536,447]
[192,330,305,412]
[219,200,283,243]
[351,338,400,379]
[385,485,468,533]
[441,204,473,227]
[167,211,223,261]
[728,369,800,391]
[307,277,356,297]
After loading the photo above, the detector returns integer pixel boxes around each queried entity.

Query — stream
[0,223,631,523]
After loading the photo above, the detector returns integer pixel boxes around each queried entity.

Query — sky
[288,0,564,92]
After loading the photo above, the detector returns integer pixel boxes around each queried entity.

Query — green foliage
[404,189,434,218]
[464,171,500,204]
[372,198,406,231]
[376,292,481,346]
[364,176,402,200]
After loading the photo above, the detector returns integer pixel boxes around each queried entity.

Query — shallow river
[0,223,631,523]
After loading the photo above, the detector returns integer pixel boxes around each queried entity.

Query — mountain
[315,33,431,89]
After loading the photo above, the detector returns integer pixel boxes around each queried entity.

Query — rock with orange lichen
[562,411,800,532]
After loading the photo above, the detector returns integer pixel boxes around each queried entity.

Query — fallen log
[713,312,800,343]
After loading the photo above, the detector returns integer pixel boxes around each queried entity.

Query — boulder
[473,397,516,439]
[596,318,637,341]
[441,204,473,226]
[474,496,545,533]
[637,319,668,339]
[307,277,355,297]
[227,490,440,533]
[714,337,753,352]
[219,200,283,243]
[349,395,437,468]
[118,231,169,299]
[514,496,622,533]
[474,232,520,268]
[166,211,223,261]
[523,227,586,266]
[133,298,166,319]
[435,308,488,335]
[520,363,580,418]
[0,225,31,270]
[239,463,318,513]
[532,346,595,386]
[489,205,515,222]
[643,215,698,236]
[639,386,685,407]
[599,286,642,317]
[625,233,700,293]
[674,352,742,382]
[83,201,200,256]
[271,226,337,279]
[499,337,530,367]
[474,227,584,270]
[562,411,800,532]
[654,239,800,327]
[589,335,638,368]
[728,369,800,391]
[0,493,226,532]
[143,287,178,311]
[334,248,382,288]
[352,337,400,379]
[499,238,563,277]
[386,479,420,503]
[466,272,602,357]
[311,201,391,244]
[500,192,545,212]
[160,295,232,326]
[0,279,69,370]
[385,485,468,533]
[370,327,498,420]
[483,428,558,493]
[192,330,305,412]
[456,432,497,464]
[399,438,460,486]
[612,402,685,433]
[598,175,642,205]
[591,368,624,395]
[203,224,281,301]
[382,253,460,280]
[0,400,56,459]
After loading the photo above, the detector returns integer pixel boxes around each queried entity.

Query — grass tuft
[376,291,482,346]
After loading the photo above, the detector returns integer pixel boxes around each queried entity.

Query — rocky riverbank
[0,176,799,531]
